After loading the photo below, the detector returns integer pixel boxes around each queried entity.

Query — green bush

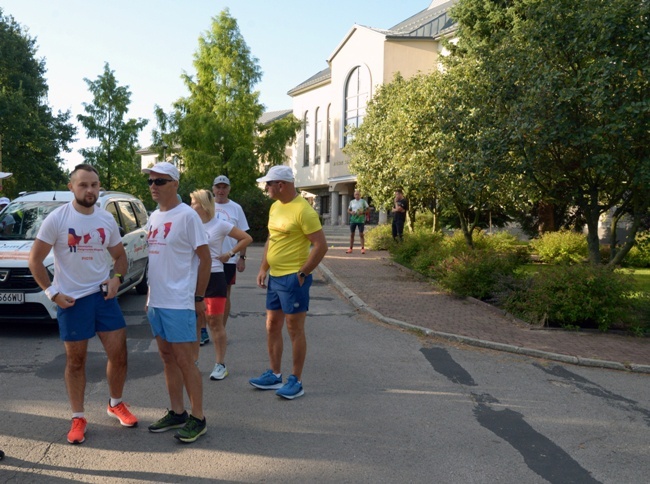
[365,224,394,250]
[234,188,274,243]
[502,264,637,331]
[530,230,588,264]
[392,230,444,266]
[431,250,524,300]
[622,231,650,268]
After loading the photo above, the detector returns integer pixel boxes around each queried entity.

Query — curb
[318,262,650,374]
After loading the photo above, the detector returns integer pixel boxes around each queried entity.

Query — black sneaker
[148,409,188,433]
[174,415,207,443]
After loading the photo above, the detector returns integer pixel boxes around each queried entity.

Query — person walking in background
[212,175,250,343]
[346,190,369,254]
[143,162,211,444]
[391,189,408,242]
[28,164,138,445]
[250,165,328,400]
[190,189,252,381]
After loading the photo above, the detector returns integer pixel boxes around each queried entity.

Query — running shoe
[361,248,366,254]
[148,409,188,433]
[200,328,210,346]
[249,369,283,390]
[107,401,138,427]
[67,417,87,444]
[276,375,305,400]
[346,248,353,254]
[174,415,207,443]
[210,363,228,380]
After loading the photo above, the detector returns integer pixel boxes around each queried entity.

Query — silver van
[0,190,149,321]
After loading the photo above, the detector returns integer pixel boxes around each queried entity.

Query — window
[326,104,331,163]
[131,200,148,227]
[344,66,370,146]
[117,201,138,234]
[302,111,310,166]
[314,107,322,165]
[320,195,330,215]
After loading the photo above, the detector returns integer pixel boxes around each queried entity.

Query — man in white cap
[142,161,211,443]
[249,165,328,399]
[209,175,250,347]
[0,197,15,235]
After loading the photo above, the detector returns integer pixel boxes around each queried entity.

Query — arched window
[344,66,370,146]
[326,104,331,163]
[314,107,322,165]
[302,111,310,166]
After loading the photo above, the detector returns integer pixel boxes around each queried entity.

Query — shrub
[431,250,524,300]
[392,230,444,266]
[622,230,650,268]
[235,188,274,243]
[530,230,588,264]
[502,264,637,331]
[365,224,394,250]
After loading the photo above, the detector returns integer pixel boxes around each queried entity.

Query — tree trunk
[538,201,555,233]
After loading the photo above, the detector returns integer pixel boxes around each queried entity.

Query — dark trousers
[392,218,405,241]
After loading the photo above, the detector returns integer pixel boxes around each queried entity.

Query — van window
[105,202,121,229]
[132,200,148,227]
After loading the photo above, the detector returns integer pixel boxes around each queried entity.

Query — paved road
[0,240,649,482]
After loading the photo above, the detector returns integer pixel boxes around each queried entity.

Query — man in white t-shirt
[212,175,250,329]
[29,164,138,445]
[143,162,211,444]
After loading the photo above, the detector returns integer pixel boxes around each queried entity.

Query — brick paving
[318,226,650,373]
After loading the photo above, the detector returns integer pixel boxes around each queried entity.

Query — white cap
[213,175,230,186]
[256,165,295,183]
[142,162,179,181]
[0,197,10,206]
[0,172,12,179]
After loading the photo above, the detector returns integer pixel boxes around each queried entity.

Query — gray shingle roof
[258,109,293,125]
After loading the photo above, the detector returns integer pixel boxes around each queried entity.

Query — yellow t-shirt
[267,195,322,277]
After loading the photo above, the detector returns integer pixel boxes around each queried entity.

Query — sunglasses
[266,181,283,186]
[148,178,174,186]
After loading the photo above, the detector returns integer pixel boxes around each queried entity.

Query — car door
[104,200,147,288]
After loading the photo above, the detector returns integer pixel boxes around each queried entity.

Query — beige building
[287,0,456,225]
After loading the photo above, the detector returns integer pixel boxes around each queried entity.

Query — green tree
[164,9,298,194]
[450,0,650,264]
[77,62,148,192]
[0,9,75,197]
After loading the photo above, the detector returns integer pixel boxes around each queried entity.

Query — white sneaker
[210,363,228,380]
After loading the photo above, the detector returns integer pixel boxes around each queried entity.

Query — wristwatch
[240,255,246,260]
[227,251,235,258]
[299,272,307,279]
[194,295,205,302]
[114,273,124,284]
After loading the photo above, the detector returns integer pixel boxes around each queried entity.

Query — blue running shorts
[266,273,312,314]
[147,307,197,343]
[57,291,126,342]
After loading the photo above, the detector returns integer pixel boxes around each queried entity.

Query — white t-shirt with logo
[36,202,122,299]
[146,203,208,310]
[204,217,233,272]
[215,200,249,263]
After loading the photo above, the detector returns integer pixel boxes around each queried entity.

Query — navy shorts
[57,291,126,342]
[350,222,365,234]
[266,273,312,314]
[205,272,227,298]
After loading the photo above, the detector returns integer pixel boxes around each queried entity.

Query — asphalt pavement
[319,225,650,374]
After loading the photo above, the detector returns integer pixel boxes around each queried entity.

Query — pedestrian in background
[29,164,138,445]
[190,188,252,381]
[144,162,211,443]
[212,175,250,342]
[250,165,328,400]
[346,189,369,254]
[391,189,408,242]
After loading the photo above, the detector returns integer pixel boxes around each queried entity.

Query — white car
[0,190,149,321]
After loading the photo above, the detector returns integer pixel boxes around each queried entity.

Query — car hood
[0,240,52,265]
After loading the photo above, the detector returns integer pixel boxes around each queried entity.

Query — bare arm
[256,237,270,288]
[105,243,128,299]
[194,244,212,318]
[28,239,74,308]
[300,229,328,276]
[218,227,253,264]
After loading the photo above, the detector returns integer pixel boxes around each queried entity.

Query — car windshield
[0,201,67,240]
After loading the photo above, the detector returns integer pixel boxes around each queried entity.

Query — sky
[1,0,431,170]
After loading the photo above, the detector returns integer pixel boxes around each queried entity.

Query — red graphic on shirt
[147,222,173,241]
[68,227,107,252]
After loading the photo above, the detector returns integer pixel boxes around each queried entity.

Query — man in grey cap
[209,175,250,350]
[249,165,328,399]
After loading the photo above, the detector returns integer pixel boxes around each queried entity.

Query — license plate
[0,292,24,304]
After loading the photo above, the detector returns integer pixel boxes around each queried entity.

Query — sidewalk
[318,225,650,374]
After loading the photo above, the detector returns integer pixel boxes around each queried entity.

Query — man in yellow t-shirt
[251,165,328,400]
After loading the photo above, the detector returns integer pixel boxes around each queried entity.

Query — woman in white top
[190,189,252,381]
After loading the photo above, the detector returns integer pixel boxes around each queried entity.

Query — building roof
[258,109,293,125]
[287,1,457,96]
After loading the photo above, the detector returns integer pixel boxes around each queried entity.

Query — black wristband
[194,295,205,302]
